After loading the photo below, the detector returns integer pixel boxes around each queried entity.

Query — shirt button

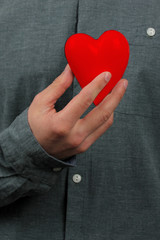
[72,174,82,183]
[146,27,156,37]
[53,167,62,172]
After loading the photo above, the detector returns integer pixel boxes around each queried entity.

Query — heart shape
[64,30,130,105]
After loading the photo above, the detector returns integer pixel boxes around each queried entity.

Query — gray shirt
[0,0,160,239]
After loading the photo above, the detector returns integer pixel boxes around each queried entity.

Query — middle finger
[77,79,128,137]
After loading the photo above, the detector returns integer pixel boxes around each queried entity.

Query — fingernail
[105,72,112,83]
[63,64,70,73]
[123,80,128,89]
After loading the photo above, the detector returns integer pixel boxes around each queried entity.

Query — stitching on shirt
[114,110,160,119]
[75,0,79,34]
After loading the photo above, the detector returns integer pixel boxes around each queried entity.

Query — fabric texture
[0,107,76,207]
[0,0,160,239]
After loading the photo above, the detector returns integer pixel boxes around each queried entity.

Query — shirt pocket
[115,23,160,119]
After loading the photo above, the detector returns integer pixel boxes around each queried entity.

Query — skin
[28,64,128,160]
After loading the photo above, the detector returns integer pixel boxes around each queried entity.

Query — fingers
[76,79,128,137]
[59,71,112,127]
[75,112,114,154]
[37,64,74,106]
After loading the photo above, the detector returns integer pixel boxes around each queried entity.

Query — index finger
[59,71,112,127]
[77,79,128,136]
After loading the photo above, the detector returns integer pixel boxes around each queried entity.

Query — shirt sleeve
[0,107,76,207]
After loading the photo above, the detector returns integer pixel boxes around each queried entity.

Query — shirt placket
[64,77,87,240]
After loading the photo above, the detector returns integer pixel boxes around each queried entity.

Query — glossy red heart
[64,30,129,105]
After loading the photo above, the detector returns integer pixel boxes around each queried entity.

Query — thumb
[41,64,74,106]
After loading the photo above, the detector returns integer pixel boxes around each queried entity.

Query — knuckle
[101,110,111,122]
[70,137,82,148]
[81,89,93,108]
[55,78,67,90]
[77,144,88,154]
[54,125,69,137]
[96,79,106,92]
[108,115,114,126]
[70,132,84,148]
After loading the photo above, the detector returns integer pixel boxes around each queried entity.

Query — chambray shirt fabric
[0,0,160,239]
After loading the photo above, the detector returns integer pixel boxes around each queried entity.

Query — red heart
[64,30,130,105]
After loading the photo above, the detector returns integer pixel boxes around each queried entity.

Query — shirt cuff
[0,107,77,186]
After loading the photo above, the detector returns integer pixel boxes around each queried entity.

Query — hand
[28,64,128,160]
